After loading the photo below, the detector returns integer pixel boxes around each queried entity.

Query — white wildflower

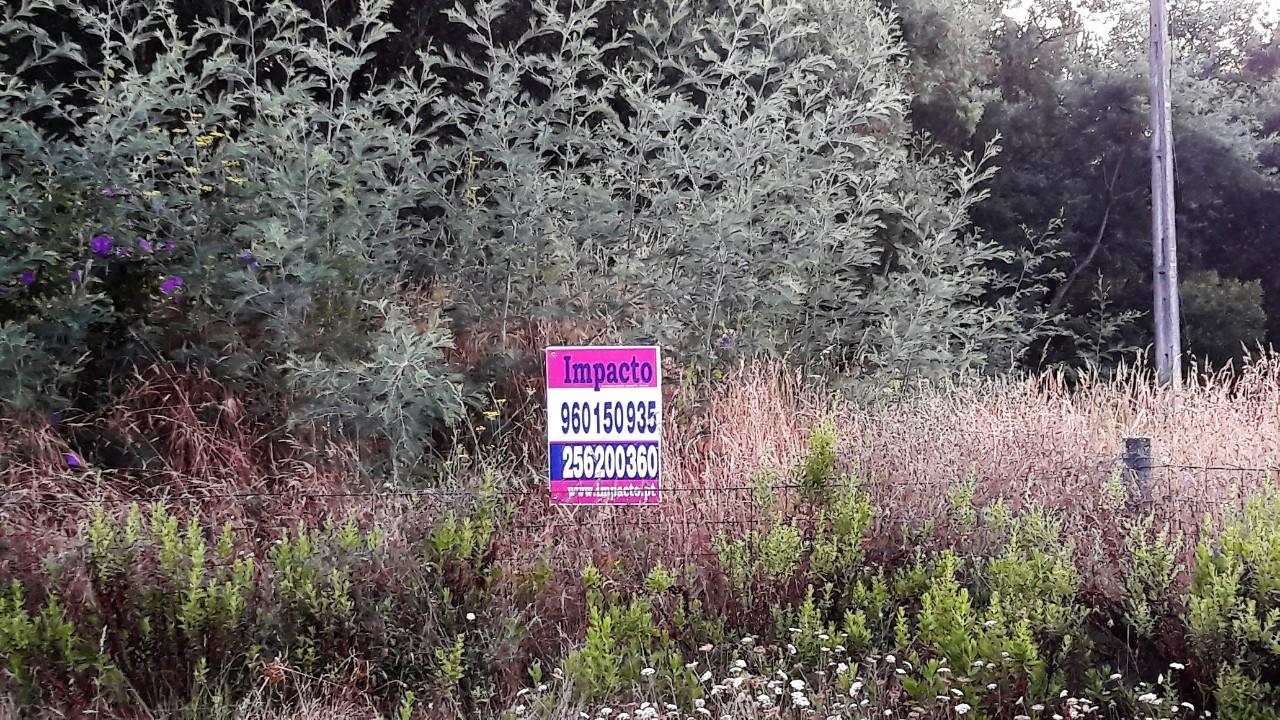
[466,612,476,621]
[956,703,972,715]
[791,680,806,690]
[1170,663,1186,671]
[641,668,656,678]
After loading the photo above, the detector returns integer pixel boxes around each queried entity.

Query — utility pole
[1149,0,1181,388]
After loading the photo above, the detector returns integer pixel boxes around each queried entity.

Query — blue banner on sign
[549,441,661,482]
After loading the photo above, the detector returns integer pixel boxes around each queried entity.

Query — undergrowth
[4,420,1280,720]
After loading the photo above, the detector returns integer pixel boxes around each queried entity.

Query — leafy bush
[426,0,1044,374]
[1181,270,1268,365]
[1188,486,1280,706]
[0,0,463,465]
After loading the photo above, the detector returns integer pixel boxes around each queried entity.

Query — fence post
[1123,436,1154,514]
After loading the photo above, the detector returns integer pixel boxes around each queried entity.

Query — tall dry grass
[5,355,1279,599]
[502,356,1280,601]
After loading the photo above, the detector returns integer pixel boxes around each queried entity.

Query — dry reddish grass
[0,364,383,578]
[5,355,1279,600]
[501,356,1280,601]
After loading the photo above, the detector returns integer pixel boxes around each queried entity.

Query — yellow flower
[200,184,214,192]
[157,154,171,161]
[221,159,241,168]
[227,176,246,186]
[474,425,486,432]
[194,134,216,147]
[142,190,161,199]
[482,410,500,419]
[171,128,188,135]
[189,112,204,120]
[185,166,199,174]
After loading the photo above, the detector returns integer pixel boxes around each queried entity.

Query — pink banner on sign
[546,346,659,390]
[549,479,660,505]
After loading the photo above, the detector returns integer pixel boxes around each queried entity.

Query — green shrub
[1188,486,1280,692]
[1181,270,1268,364]
[1216,665,1280,720]
[0,0,463,467]
[982,505,1083,639]
[1121,517,1181,639]
[426,0,1042,374]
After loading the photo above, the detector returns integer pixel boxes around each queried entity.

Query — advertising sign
[545,346,662,504]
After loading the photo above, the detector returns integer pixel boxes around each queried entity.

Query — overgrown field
[4,360,1280,719]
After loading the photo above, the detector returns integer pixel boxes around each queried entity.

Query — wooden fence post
[1123,436,1154,513]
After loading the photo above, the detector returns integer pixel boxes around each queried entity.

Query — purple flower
[719,332,736,348]
[238,249,254,262]
[163,241,174,252]
[138,239,153,253]
[71,270,82,283]
[103,187,125,198]
[19,270,36,286]
[64,452,82,468]
[90,234,114,256]
[160,276,184,294]
[51,411,63,424]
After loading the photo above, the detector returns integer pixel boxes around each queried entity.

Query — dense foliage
[7,428,1280,718]
[2,0,1081,469]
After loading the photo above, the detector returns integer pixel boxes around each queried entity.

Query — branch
[1047,156,1125,314]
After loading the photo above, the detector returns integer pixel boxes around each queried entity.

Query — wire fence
[1,456,1274,510]
[0,459,1276,579]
